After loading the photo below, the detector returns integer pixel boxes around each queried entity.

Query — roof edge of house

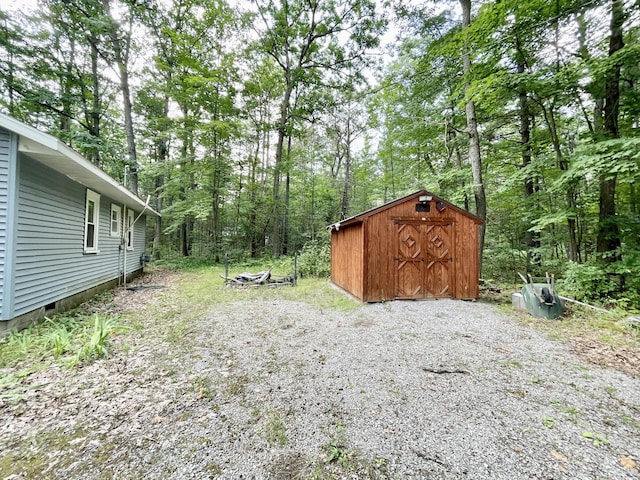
[0,112,160,217]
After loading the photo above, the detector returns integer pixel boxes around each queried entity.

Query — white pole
[123,206,127,289]
[123,196,151,290]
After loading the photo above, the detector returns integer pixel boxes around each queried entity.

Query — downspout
[123,205,127,288]
[122,195,151,289]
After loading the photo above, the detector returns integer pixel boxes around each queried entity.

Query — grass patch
[512,298,638,346]
[194,375,215,400]
[0,428,80,477]
[167,263,360,314]
[0,312,123,402]
[0,314,122,370]
[261,410,288,447]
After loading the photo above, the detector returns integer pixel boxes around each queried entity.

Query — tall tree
[101,0,139,193]
[252,0,384,256]
[596,0,625,264]
[459,0,487,274]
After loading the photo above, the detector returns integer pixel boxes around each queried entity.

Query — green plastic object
[521,283,564,319]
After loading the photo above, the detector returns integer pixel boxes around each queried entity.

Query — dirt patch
[98,267,179,314]
[570,338,640,378]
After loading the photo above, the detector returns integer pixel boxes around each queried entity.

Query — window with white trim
[84,189,100,253]
[110,204,121,237]
[126,209,134,250]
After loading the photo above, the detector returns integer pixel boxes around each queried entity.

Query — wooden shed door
[424,223,454,297]
[395,223,424,298]
[395,221,454,299]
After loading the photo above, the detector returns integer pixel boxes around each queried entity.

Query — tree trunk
[181,222,190,257]
[272,82,292,257]
[249,122,261,258]
[152,86,170,260]
[517,52,540,270]
[596,0,624,263]
[3,14,16,114]
[447,97,469,212]
[283,134,292,255]
[153,176,162,259]
[59,35,73,134]
[460,0,487,276]
[89,40,101,165]
[540,101,580,262]
[102,0,138,194]
[340,108,352,219]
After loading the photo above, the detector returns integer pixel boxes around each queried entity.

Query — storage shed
[0,113,160,335]
[329,190,483,302]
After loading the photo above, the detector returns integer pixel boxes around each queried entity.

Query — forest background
[0,0,638,308]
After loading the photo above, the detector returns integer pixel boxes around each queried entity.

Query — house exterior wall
[10,153,148,320]
[0,128,18,320]
[330,222,364,300]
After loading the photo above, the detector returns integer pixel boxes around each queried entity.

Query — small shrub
[325,440,352,468]
[558,262,618,302]
[0,313,121,369]
[297,239,331,278]
[262,411,288,447]
[481,248,527,284]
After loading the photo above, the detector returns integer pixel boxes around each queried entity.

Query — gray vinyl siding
[12,154,148,317]
[124,210,147,275]
[0,128,15,319]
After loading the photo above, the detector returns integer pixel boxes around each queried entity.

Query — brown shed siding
[455,218,479,298]
[330,191,482,302]
[330,222,364,300]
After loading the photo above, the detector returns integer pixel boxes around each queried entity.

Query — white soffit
[1,113,159,217]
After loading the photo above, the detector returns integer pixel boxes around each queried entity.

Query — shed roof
[0,113,160,217]
[328,190,482,231]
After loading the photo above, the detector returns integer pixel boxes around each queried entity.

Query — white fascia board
[0,113,160,217]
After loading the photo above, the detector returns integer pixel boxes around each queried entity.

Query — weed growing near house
[0,313,121,370]
[0,313,122,404]
[75,315,122,362]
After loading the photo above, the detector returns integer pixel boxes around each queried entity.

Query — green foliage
[3,0,640,310]
[582,431,608,447]
[296,238,331,278]
[325,440,352,468]
[482,248,528,283]
[557,262,618,303]
[0,313,121,370]
[43,324,72,358]
[542,417,555,429]
[152,253,216,271]
[262,410,288,447]
[78,315,121,360]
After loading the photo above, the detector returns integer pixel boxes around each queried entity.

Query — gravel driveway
[1,281,639,479]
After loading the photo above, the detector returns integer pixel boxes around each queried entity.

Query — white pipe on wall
[122,195,151,289]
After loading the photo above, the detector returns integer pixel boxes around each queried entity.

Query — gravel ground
[1,276,639,479]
